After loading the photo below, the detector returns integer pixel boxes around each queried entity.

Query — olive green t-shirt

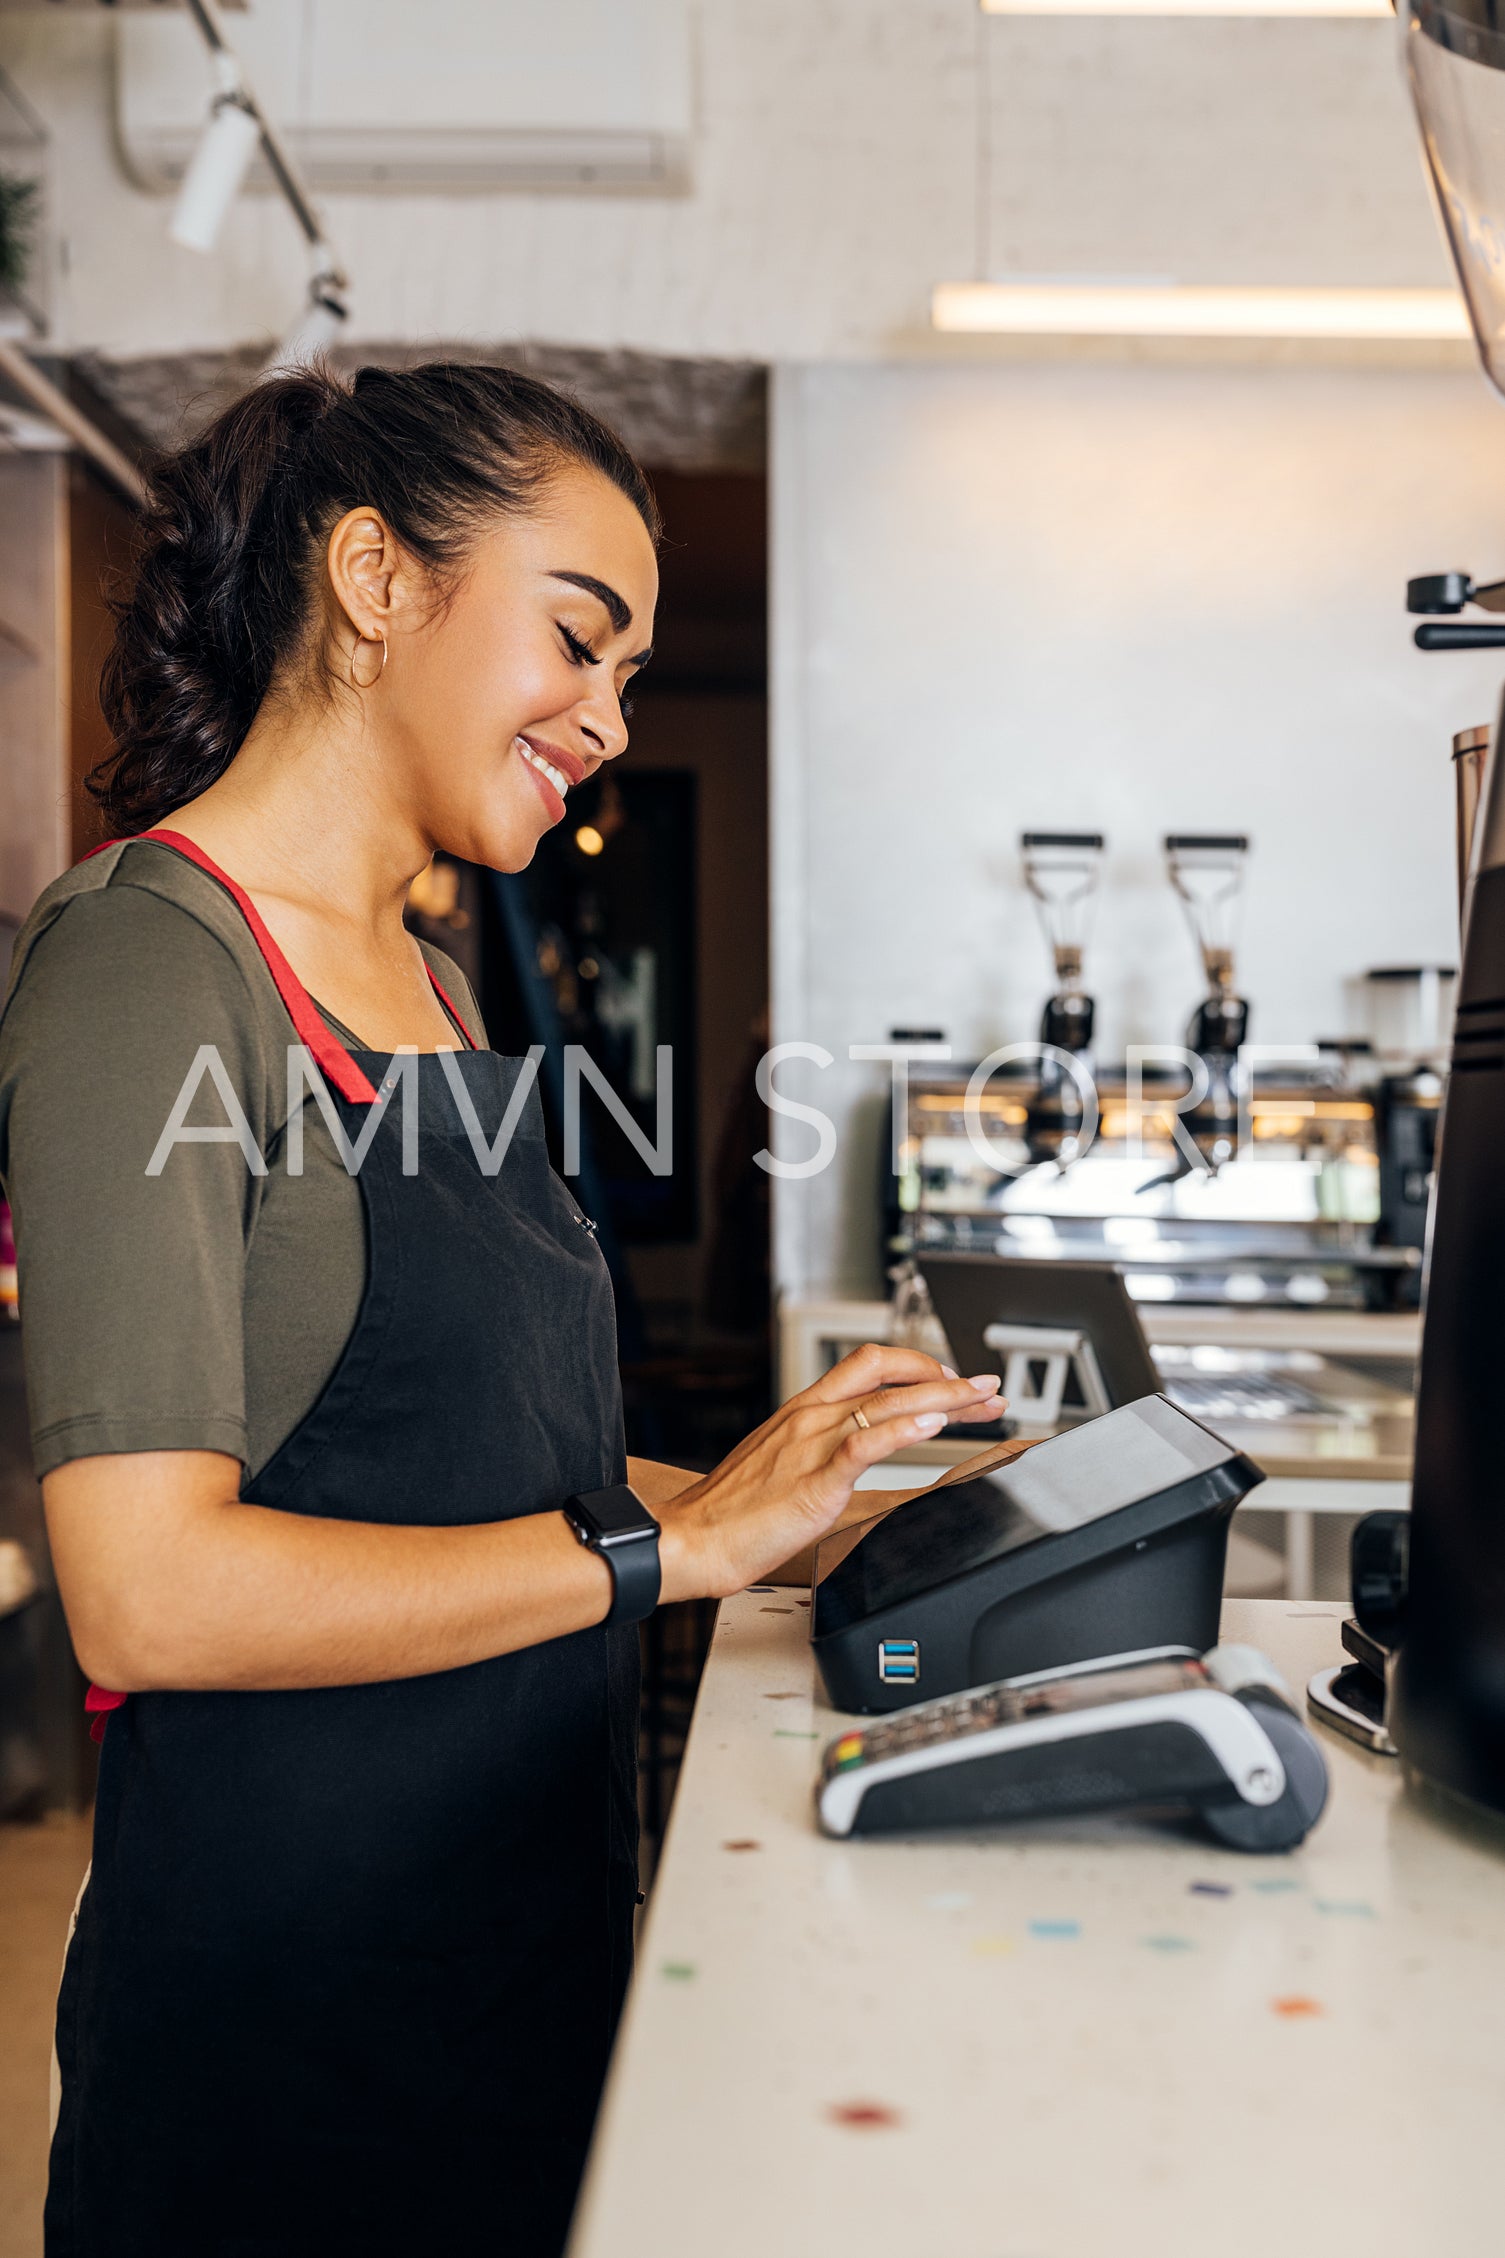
[0,840,486,1481]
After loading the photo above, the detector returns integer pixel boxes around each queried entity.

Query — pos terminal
[811,1394,1262,1714]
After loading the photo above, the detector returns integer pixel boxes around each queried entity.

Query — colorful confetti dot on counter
[826,2101,902,2130]
[1315,1899,1376,1918]
[1250,1877,1303,1894]
[1272,1995,1324,2018]
[661,1962,697,1982]
[763,1691,803,1701]
[1028,1919,1080,1939]
[971,1936,1015,1957]
[759,1606,795,1614]
[722,1839,762,1853]
[773,1729,820,1739]
[1189,1881,1233,1898]
[1143,1935,1196,1953]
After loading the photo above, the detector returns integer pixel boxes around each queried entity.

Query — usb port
[878,1639,920,1684]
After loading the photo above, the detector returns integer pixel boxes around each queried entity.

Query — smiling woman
[0,360,1004,2258]
[91,362,662,954]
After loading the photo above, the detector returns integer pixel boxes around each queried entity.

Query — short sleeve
[0,885,275,1476]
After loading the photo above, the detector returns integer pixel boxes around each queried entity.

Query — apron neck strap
[87,828,477,1105]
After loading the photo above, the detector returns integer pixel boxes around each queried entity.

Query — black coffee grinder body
[1388,713,1505,1810]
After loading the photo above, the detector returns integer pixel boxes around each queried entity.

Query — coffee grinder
[1304,0,1505,1813]
[1165,834,1251,1174]
[1020,831,1103,1167]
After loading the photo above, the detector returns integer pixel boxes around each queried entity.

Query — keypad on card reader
[825,1686,1016,1776]
[822,1658,1215,1779]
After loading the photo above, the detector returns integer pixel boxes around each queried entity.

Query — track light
[168,85,261,255]
[274,282,349,370]
[273,272,350,368]
[175,0,352,353]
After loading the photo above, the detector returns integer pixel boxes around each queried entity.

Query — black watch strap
[564,1484,662,1627]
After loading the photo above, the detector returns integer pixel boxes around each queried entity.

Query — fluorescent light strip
[981,0,1391,14]
[931,282,1472,340]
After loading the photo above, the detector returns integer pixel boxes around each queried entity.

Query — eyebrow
[549,571,653,669]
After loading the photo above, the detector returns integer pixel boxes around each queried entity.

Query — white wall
[770,359,1505,1298]
[0,4,1451,359]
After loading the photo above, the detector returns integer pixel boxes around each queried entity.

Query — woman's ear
[325,507,400,644]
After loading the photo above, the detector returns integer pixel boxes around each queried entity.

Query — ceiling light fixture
[273,267,349,369]
[931,281,1471,340]
[175,0,350,362]
[979,0,1390,14]
[168,77,259,253]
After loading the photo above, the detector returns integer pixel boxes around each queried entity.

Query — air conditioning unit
[117,0,693,195]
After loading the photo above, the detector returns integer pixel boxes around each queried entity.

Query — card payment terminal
[818,1644,1329,1853]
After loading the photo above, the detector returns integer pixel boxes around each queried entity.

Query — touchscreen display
[812,1396,1229,1636]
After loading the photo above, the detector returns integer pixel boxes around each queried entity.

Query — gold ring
[851,1405,871,1431]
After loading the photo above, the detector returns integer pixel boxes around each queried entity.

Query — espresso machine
[885,1049,1401,1311]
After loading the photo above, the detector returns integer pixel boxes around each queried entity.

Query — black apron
[47,833,639,2258]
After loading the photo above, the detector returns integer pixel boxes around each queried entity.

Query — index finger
[805,1341,953,1405]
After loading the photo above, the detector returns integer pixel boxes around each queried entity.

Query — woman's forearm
[45,1352,1004,1694]
[45,1449,621,1692]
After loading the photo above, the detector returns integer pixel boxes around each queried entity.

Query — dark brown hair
[91,360,660,836]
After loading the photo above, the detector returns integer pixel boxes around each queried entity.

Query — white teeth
[518,739,569,798]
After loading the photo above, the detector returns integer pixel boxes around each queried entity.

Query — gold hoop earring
[349,634,388,690]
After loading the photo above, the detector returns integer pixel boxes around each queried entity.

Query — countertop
[570,1595,1505,2258]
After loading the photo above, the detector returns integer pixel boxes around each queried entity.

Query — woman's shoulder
[2,842,490,1072]
[9,838,262,995]
[0,840,294,1104]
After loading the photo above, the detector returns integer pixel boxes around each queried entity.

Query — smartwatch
[563,1484,662,1626]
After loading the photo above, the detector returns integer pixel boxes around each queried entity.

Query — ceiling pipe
[0,341,147,506]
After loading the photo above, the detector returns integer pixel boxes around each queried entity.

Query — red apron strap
[424,965,478,1050]
[140,830,382,1103]
[85,1681,127,1743]
[85,827,480,1094]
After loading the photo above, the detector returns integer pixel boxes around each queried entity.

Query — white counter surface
[570,1595,1505,2258]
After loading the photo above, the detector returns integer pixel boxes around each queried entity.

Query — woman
[0,362,1001,2258]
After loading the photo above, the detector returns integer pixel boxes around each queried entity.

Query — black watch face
[579,1486,654,1539]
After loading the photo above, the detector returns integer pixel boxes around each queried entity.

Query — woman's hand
[657,1344,1004,1603]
